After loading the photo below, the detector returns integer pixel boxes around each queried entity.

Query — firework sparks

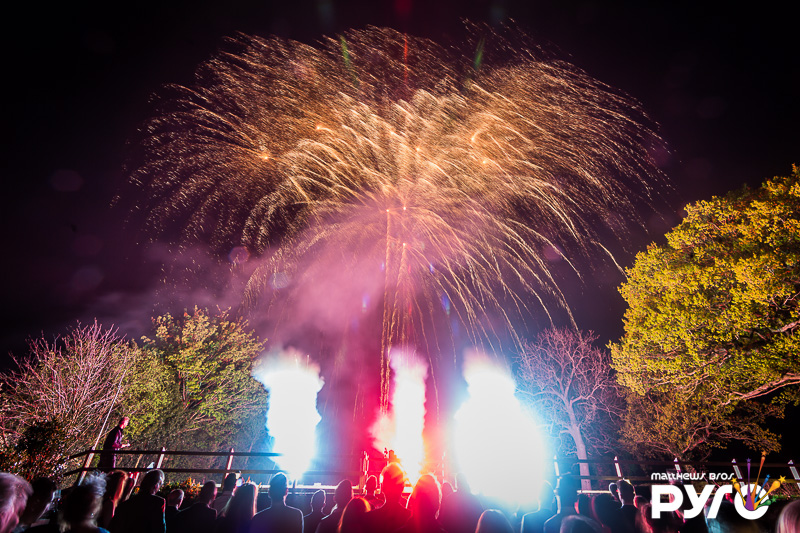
[131,27,663,408]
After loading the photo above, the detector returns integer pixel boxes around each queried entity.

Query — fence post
[732,459,742,479]
[359,452,368,490]
[74,451,95,486]
[789,460,799,483]
[156,447,167,469]
[225,447,235,477]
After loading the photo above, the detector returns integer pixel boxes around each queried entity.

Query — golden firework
[130,27,663,408]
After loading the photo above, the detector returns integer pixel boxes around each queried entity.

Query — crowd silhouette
[0,463,798,533]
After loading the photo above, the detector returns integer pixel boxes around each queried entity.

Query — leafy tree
[0,419,71,481]
[611,167,800,457]
[516,328,623,489]
[0,321,140,456]
[134,307,268,455]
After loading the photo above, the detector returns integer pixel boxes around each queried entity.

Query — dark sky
[1,0,797,358]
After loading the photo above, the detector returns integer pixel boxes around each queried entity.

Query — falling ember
[452,351,547,506]
[371,349,428,482]
[131,27,665,408]
[253,349,323,479]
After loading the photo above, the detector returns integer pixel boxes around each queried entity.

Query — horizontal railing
[67,448,800,490]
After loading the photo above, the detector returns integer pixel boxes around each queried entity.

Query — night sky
[2,1,797,364]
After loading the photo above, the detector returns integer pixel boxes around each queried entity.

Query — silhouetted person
[521,480,555,533]
[249,473,302,533]
[777,499,800,533]
[395,475,444,533]
[608,484,619,505]
[362,477,382,511]
[165,490,184,532]
[99,418,129,472]
[475,510,513,533]
[364,464,409,533]
[99,471,128,529]
[337,497,370,533]
[216,482,256,533]
[303,491,325,533]
[543,474,578,533]
[59,474,109,533]
[592,493,627,533]
[615,481,637,533]
[439,474,482,533]
[706,500,759,533]
[109,469,165,533]
[175,481,217,533]
[214,475,239,515]
[13,477,55,532]
[672,484,707,533]
[317,480,352,533]
[0,474,32,533]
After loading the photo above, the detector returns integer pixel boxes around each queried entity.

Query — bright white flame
[253,349,323,479]
[371,349,428,482]
[453,351,547,506]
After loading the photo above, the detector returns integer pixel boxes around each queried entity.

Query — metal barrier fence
[67,449,800,492]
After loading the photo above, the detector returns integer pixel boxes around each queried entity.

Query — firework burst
[130,27,663,409]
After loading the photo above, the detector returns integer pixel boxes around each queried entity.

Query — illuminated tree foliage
[0,322,140,456]
[612,167,800,457]
[135,307,268,452]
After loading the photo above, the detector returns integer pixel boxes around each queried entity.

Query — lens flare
[371,349,428,482]
[452,351,547,506]
[253,349,323,479]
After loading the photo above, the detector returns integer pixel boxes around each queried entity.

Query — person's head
[311,490,326,512]
[618,480,635,505]
[119,417,130,429]
[441,481,454,500]
[61,474,105,529]
[634,495,647,510]
[268,473,288,502]
[577,493,592,517]
[380,463,406,503]
[537,480,555,512]
[198,481,217,505]
[475,509,513,533]
[0,473,32,533]
[407,475,440,520]
[139,469,164,496]
[556,474,579,509]
[223,483,257,521]
[222,473,238,493]
[167,489,184,508]
[334,479,354,509]
[592,493,621,528]
[364,476,378,495]
[105,470,128,504]
[776,499,800,533]
[338,497,370,533]
[454,473,471,494]
[19,477,56,526]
